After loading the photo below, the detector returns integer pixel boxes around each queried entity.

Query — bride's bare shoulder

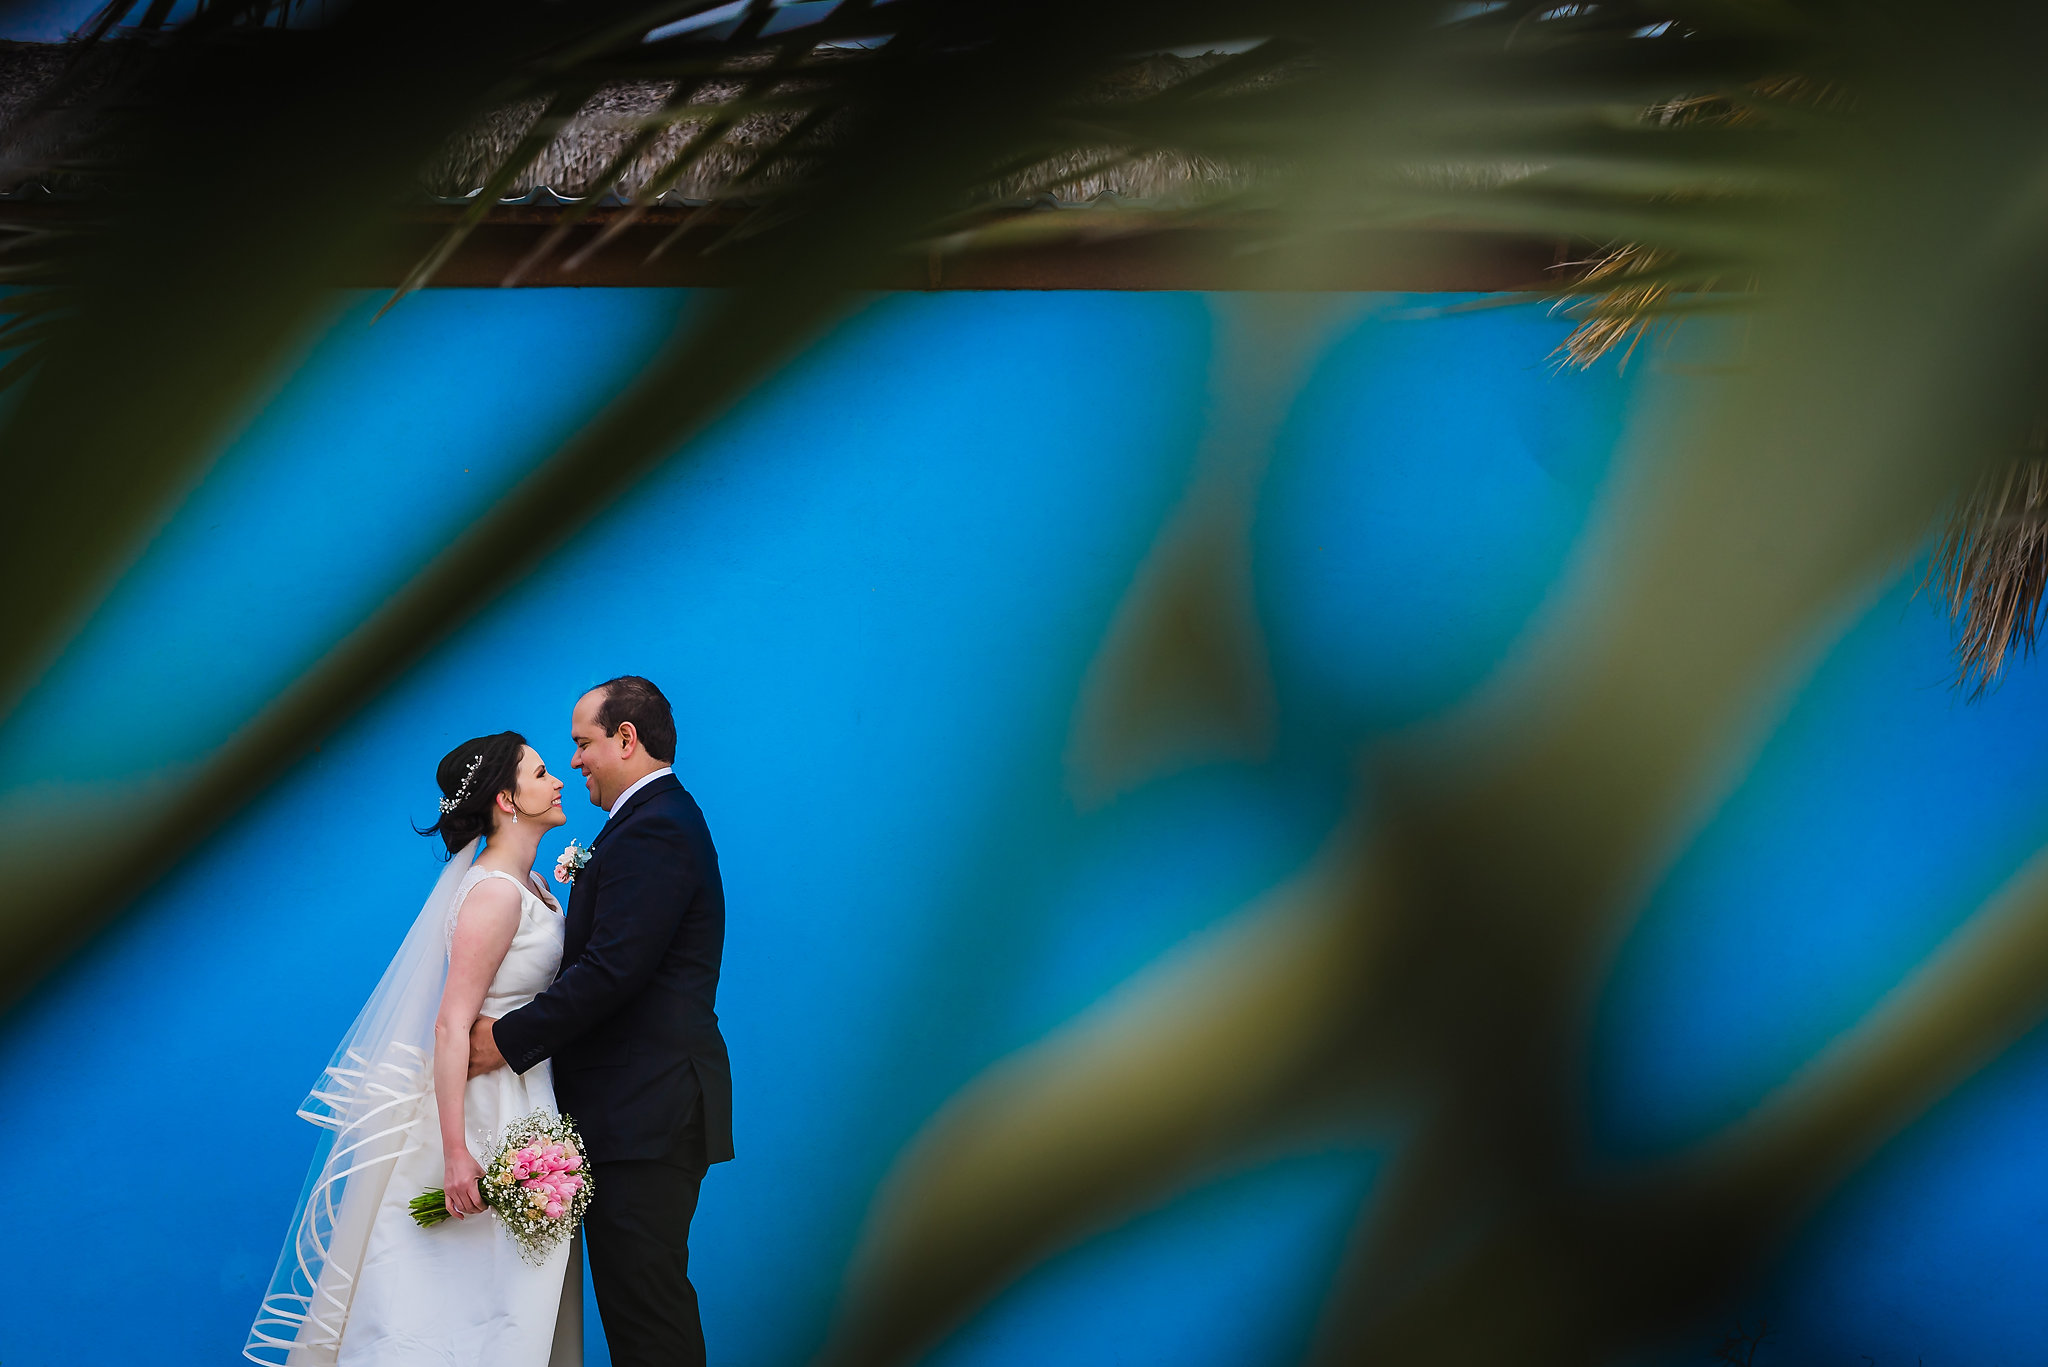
[454,873,524,924]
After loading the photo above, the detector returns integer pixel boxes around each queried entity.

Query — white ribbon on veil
[244,838,480,1367]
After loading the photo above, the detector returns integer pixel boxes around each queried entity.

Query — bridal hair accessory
[409,1110,593,1264]
[554,840,592,885]
[438,752,488,814]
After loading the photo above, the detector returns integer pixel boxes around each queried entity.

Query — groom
[469,674,733,1367]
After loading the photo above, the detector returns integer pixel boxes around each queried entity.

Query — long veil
[244,838,480,1366]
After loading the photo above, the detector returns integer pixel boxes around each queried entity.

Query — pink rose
[553,843,589,885]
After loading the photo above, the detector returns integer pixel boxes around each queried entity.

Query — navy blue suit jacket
[494,773,734,1165]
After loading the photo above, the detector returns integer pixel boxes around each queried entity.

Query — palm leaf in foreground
[822,10,2048,1364]
[0,1,1795,994]
[5,7,2044,1367]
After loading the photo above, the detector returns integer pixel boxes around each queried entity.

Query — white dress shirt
[608,766,674,820]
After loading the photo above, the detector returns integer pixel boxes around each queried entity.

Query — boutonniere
[553,840,592,885]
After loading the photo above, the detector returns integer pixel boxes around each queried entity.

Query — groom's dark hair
[594,675,677,764]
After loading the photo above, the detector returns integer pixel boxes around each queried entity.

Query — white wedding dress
[248,858,581,1367]
[338,866,582,1365]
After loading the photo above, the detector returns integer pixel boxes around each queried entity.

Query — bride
[246,732,584,1366]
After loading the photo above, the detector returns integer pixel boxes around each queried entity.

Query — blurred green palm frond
[0,0,1809,996]
[1548,70,1845,368]
[1927,451,2048,694]
[9,3,2048,1365]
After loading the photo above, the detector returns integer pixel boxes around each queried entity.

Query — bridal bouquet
[409,1111,593,1262]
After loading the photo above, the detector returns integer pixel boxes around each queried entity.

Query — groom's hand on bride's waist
[468,1017,507,1077]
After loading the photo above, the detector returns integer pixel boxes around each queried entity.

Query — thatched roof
[0,40,112,190]
[419,53,1256,209]
[0,40,1255,208]
[0,37,1568,290]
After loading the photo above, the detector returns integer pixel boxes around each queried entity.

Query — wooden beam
[0,201,1580,291]
[371,210,1577,291]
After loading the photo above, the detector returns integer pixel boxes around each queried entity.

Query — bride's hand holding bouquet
[440,1145,488,1219]
[410,1111,593,1261]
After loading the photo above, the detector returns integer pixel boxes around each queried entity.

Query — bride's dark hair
[419,731,528,854]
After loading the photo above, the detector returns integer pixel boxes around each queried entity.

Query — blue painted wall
[1,288,2040,1367]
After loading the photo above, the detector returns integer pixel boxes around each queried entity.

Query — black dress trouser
[586,1114,710,1367]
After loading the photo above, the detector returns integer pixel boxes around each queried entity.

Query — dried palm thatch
[0,38,140,188]
[1551,241,1693,369]
[0,40,1258,208]
[412,50,1262,207]
[1927,455,2048,695]
[1544,67,2046,700]
[1551,74,1838,369]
